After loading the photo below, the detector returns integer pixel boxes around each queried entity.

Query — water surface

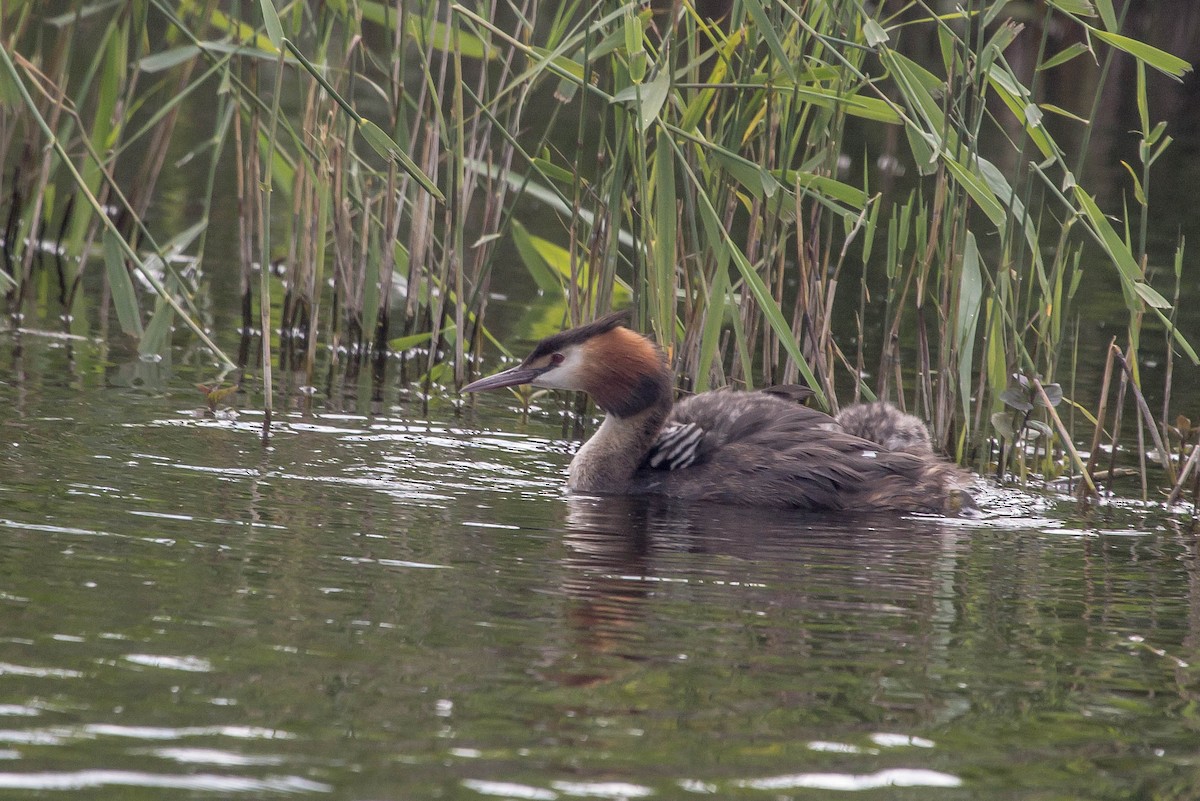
[1,333,1198,800]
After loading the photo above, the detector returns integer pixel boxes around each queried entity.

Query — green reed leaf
[138,45,201,72]
[359,119,445,201]
[742,0,796,81]
[257,0,283,49]
[956,233,984,424]
[1132,281,1171,310]
[1092,0,1118,32]
[1046,0,1097,16]
[140,296,175,359]
[361,2,495,60]
[944,156,1006,227]
[1038,42,1091,71]
[712,151,780,200]
[510,220,563,295]
[1091,28,1191,79]
[390,330,435,352]
[651,129,677,340]
[863,18,888,47]
[103,231,144,338]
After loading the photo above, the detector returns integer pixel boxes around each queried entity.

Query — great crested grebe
[463,311,970,513]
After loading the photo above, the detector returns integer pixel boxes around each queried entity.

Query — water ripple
[122,654,213,672]
[0,769,330,793]
[738,768,962,790]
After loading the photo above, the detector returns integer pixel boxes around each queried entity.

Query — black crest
[526,310,632,361]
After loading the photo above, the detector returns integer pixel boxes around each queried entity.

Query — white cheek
[532,348,584,390]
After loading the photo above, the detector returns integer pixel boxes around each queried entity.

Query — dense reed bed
[1,0,1196,503]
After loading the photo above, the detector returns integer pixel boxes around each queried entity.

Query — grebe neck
[567,377,672,494]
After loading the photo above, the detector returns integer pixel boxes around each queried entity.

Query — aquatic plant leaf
[140,296,175,359]
[1024,420,1054,439]
[1035,383,1064,408]
[510,221,563,295]
[651,129,677,341]
[389,331,434,351]
[612,69,670,133]
[1038,42,1091,72]
[986,300,1008,406]
[712,151,779,200]
[863,18,888,47]
[531,156,577,186]
[679,27,742,132]
[1072,188,1146,303]
[752,81,903,123]
[1132,281,1171,310]
[943,156,1006,227]
[741,0,796,81]
[1119,160,1147,205]
[1047,0,1096,16]
[138,45,201,73]
[694,271,731,395]
[257,0,283,49]
[956,233,984,424]
[1090,28,1191,79]
[1091,0,1118,31]
[999,388,1034,412]
[359,120,444,201]
[0,61,17,110]
[188,7,278,52]
[991,412,1016,441]
[986,72,1056,161]
[45,0,120,27]
[788,172,867,210]
[880,51,945,173]
[528,47,586,81]
[1038,103,1090,124]
[360,3,494,60]
[103,231,144,338]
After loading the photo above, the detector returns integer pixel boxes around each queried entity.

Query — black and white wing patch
[646,422,705,470]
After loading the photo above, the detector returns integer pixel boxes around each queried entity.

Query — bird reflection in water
[547,493,966,701]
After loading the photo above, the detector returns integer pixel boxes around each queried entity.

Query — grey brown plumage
[834,401,933,454]
[463,311,971,514]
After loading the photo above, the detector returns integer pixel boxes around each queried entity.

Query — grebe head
[462,310,671,418]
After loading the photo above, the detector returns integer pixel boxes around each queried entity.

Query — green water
[1,334,1197,800]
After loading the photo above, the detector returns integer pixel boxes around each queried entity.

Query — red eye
[550,353,565,366]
